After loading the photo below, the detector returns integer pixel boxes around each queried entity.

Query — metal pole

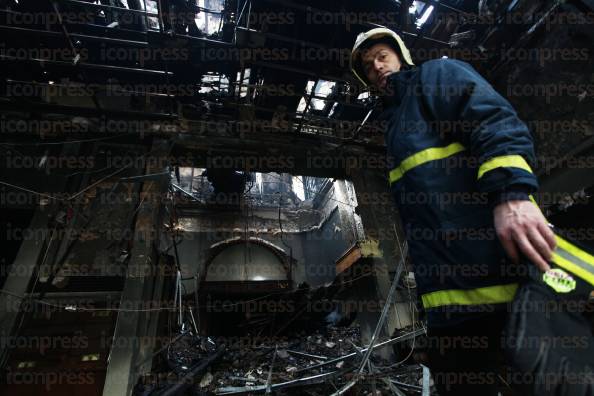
[178,270,183,328]
[234,0,248,44]
[246,0,251,29]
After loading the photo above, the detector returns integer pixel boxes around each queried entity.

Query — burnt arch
[199,237,293,294]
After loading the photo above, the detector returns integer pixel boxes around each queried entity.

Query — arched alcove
[200,237,292,294]
[205,242,288,282]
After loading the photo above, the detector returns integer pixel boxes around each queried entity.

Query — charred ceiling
[0,1,592,177]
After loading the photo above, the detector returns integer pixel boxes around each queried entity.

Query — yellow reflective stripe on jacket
[477,155,533,180]
[526,197,594,287]
[552,235,594,287]
[421,283,518,309]
[389,142,466,185]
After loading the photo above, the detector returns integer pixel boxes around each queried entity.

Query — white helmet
[350,27,414,86]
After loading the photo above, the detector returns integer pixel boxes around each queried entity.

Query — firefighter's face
[361,43,402,90]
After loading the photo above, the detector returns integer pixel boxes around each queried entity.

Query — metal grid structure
[0,0,509,146]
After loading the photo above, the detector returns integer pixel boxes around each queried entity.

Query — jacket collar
[380,65,418,109]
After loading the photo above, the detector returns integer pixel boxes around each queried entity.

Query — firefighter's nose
[373,59,383,73]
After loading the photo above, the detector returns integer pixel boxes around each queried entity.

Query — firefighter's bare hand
[494,200,556,271]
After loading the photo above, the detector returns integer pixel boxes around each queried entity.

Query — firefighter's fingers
[498,229,520,264]
[527,226,553,263]
[538,220,557,250]
[513,229,550,272]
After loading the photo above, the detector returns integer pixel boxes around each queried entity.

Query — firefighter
[350,27,557,395]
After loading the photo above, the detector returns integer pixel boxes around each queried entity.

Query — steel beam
[0,210,51,368]
[101,139,171,396]
[348,169,415,356]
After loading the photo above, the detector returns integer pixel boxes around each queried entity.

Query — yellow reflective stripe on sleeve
[421,283,518,309]
[551,235,594,287]
[551,252,594,287]
[477,155,533,180]
[389,142,466,185]
[525,201,594,287]
[555,235,594,268]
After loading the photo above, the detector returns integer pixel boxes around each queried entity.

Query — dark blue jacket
[380,58,538,327]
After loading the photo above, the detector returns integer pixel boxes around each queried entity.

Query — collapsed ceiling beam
[55,0,158,17]
[0,54,172,77]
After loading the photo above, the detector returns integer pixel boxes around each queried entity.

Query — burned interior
[1,0,594,395]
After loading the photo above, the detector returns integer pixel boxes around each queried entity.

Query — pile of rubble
[136,324,431,395]
[208,326,362,394]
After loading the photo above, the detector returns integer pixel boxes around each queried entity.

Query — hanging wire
[0,267,376,313]
[0,133,137,146]
[277,189,294,278]
[267,173,355,208]
[0,144,168,202]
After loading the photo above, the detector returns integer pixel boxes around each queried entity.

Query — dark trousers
[426,312,511,396]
